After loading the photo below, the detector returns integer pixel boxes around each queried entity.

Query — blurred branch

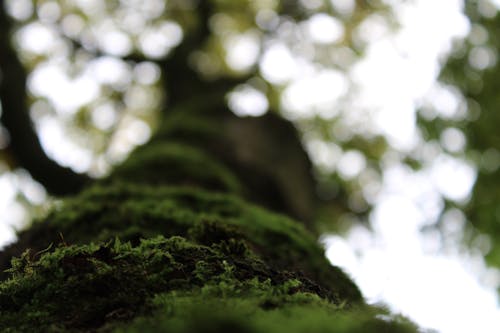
[0,5,90,196]
[0,0,247,197]
[278,0,309,20]
[68,0,250,108]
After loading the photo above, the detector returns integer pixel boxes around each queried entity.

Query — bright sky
[1,1,500,333]
[318,1,500,332]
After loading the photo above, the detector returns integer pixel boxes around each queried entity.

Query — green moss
[113,290,418,333]
[151,109,317,224]
[0,90,418,332]
[0,235,417,332]
[110,142,242,194]
[0,234,352,332]
[152,112,224,146]
[0,181,375,331]
[5,182,361,303]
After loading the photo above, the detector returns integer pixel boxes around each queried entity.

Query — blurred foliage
[436,0,500,268]
[1,0,392,172]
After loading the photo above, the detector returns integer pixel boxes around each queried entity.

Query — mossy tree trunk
[0,4,419,333]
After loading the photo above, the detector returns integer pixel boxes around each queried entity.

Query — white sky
[1,1,500,333]
[320,1,500,332]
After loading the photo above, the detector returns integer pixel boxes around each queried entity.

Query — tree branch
[0,6,90,196]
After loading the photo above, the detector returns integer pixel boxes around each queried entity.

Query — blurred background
[1,0,500,332]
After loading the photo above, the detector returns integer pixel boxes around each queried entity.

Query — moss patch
[1,235,417,333]
[0,236,271,331]
[0,182,417,332]
[0,235,352,332]
[151,110,316,224]
[1,183,361,303]
[114,292,419,333]
[110,142,242,194]
[152,112,225,147]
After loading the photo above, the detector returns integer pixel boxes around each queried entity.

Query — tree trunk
[0,98,420,332]
[0,4,418,333]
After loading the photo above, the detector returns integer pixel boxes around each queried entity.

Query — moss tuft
[110,142,242,194]
[0,234,363,332]
[112,289,419,333]
[0,181,374,331]
[5,183,361,302]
